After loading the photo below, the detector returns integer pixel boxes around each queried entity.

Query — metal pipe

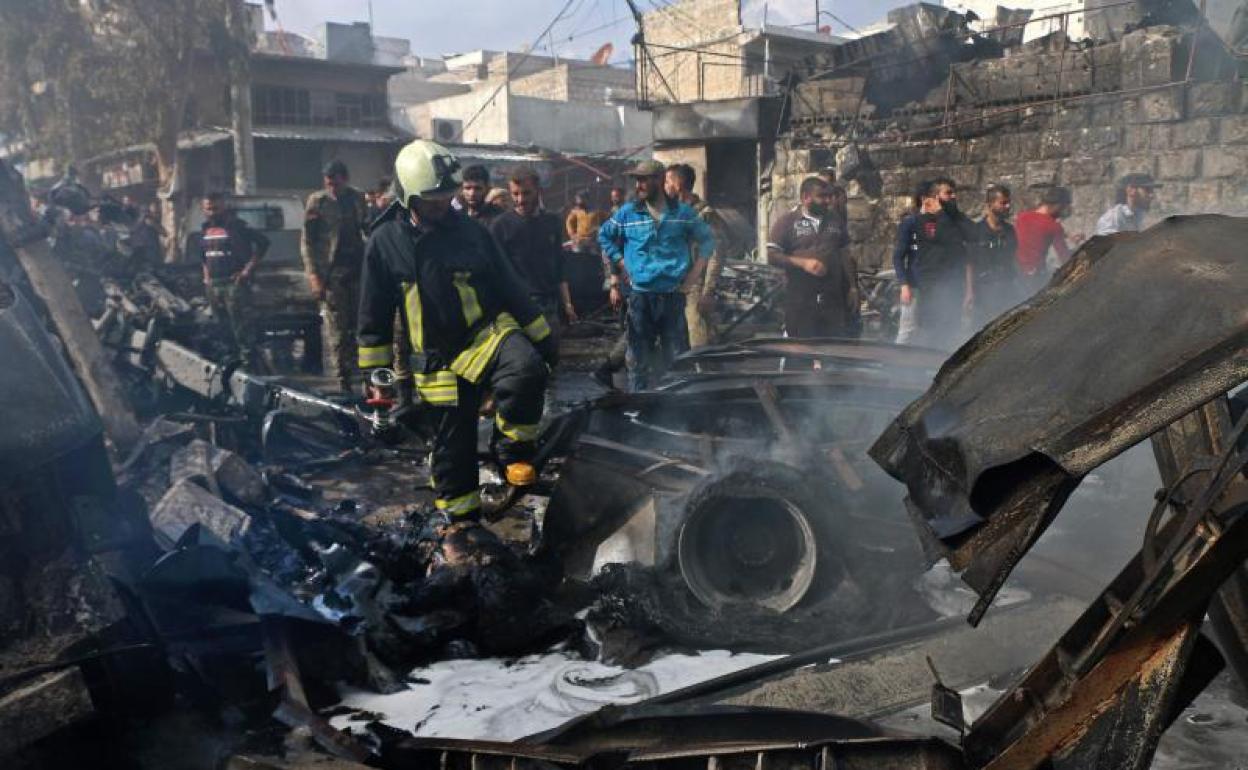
[1184,0,1207,83]
[899,80,1187,139]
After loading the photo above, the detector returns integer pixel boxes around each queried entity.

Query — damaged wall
[772,24,1248,271]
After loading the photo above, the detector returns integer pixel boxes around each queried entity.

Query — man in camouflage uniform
[664,163,727,349]
[301,159,369,393]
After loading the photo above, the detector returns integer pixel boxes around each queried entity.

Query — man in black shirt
[766,176,857,338]
[893,178,974,351]
[191,192,270,368]
[489,168,576,355]
[969,183,1019,328]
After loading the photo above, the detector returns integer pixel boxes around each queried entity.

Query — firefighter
[357,140,556,525]
[301,159,369,393]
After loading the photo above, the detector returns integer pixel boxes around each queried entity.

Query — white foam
[332,649,780,741]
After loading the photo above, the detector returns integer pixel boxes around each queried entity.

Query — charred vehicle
[539,339,954,650]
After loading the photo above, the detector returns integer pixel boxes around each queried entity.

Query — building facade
[390,50,651,155]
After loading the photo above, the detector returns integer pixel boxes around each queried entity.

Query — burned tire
[676,462,844,613]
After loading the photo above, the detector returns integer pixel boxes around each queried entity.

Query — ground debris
[170,439,269,507]
[149,478,253,547]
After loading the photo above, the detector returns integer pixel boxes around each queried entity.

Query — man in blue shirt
[599,159,715,390]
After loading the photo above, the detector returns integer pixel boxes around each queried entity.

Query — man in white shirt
[1095,174,1159,236]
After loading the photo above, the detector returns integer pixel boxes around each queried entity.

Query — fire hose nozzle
[369,368,398,390]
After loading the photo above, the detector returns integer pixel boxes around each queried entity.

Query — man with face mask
[356,141,557,525]
[766,176,857,339]
[893,177,974,351]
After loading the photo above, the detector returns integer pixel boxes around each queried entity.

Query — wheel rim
[678,492,818,613]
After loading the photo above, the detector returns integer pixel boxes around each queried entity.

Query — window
[253,85,311,126]
[254,85,387,128]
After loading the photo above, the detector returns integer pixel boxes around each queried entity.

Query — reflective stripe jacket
[356,208,552,402]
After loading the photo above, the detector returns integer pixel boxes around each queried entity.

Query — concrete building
[86,16,409,202]
[637,0,849,257]
[389,50,651,155]
[639,0,847,105]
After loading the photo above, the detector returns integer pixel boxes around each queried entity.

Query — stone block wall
[773,81,1248,272]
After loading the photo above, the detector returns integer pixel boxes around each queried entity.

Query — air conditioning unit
[431,118,462,143]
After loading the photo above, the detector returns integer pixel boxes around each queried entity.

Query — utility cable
[453,0,580,142]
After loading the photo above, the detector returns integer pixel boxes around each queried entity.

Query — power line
[453,0,579,142]
[562,14,631,44]
[819,10,863,37]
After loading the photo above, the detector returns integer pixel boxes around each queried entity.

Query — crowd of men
[888,172,1159,350]
[174,140,1160,525]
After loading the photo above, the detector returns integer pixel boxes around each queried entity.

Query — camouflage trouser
[208,283,254,366]
[322,267,360,385]
[684,291,717,349]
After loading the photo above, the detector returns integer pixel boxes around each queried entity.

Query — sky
[270,0,914,63]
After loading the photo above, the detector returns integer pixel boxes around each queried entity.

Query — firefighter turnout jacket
[357,205,556,521]
[356,206,556,404]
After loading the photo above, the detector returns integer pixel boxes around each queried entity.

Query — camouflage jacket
[690,195,727,298]
[300,186,368,279]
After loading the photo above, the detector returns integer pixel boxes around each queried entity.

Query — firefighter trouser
[429,332,549,521]
[322,265,360,385]
[208,283,254,367]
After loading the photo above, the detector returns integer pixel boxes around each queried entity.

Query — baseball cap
[624,159,666,177]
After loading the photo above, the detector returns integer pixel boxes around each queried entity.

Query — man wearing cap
[302,159,370,393]
[357,140,556,525]
[1095,174,1159,236]
[598,159,715,390]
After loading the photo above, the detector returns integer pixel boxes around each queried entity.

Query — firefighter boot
[505,461,537,487]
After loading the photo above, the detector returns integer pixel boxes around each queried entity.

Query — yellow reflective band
[523,314,552,343]
[415,370,459,405]
[358,345,392,368]
[449,313,521,384]
[435,489,482,518]
[452,271,484,328]
[495,412,540,442]
[402,281,424,353]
